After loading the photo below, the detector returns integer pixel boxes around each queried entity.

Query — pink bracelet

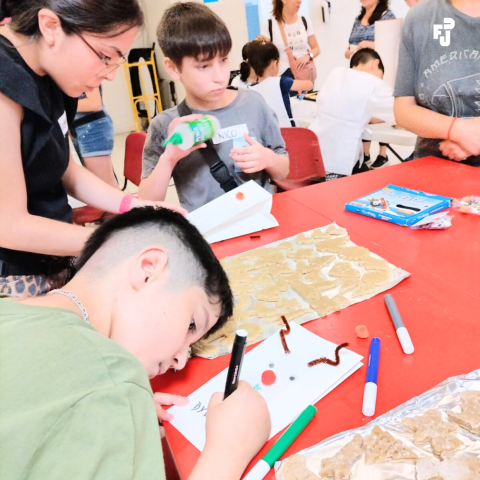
[119,193,138,214]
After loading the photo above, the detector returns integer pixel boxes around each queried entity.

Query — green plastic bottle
[163,115,221,150]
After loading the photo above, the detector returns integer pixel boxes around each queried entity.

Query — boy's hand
[345,48,354,59]
[153,392,189,422]
[439,140,470,161]
[203,381,271,474]
[162,114,207,167]
[230,133,273,174]
[449,118,480,158]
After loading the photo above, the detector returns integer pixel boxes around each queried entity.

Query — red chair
[72,132,147,225]
[122,131,146,190]
[274,127,326,192]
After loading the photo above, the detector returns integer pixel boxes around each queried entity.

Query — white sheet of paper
[169,323,363,451]
[186,181,279,243]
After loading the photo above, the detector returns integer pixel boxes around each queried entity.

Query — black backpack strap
[176,100,238,193]
[269,19,273,42]
[301,16,308,32]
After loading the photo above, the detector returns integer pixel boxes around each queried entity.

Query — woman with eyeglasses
[0,0,186,298]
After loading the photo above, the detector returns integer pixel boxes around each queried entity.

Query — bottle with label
[163,115,221,150]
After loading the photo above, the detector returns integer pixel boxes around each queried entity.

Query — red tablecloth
[153,157,480,479]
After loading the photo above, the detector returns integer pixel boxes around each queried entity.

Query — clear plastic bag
[452,196,480,215]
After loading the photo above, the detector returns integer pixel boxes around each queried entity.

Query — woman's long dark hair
[272,0,284,22]
[0,0,144,37]
[357,0,389,25]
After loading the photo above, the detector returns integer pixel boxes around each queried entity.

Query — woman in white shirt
[260,0,320,81]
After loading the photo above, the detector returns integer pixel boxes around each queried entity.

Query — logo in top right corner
[433,18,455,46]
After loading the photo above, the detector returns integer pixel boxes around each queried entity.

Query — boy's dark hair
[357,0,390,25]
[157,2,232,67]
[350,48,385,73]
[0,0,144,38]
[248,41,279,78]
[76,207,233,335]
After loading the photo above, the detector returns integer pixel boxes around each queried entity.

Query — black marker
[224,329,248,399]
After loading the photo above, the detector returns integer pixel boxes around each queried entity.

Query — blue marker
[362,337,381,417]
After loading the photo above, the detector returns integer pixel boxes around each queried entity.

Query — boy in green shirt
[0,207,270,480]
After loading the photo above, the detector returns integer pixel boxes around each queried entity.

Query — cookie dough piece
[295,232,316,245]
[312,278,341,292]
[362,270,391,286]
[270,263,295,279]
[277,241,295,251]
[207,318,237,342]
[312,228,331,239]
[230,282,254,297]
[315,236,350,253]
[328,262,361,279]
[357,256,390,271]
[332,294,349,306]
[254,302,278,318]
[319,434,363,480]
[191,341,220,357]
[363,425,417,465]
[402,409,463,456]
[236,294,251,311]
[308,255,336,268]
[340,278,362,294]
[278,454,319,480]
[415,457,441,480]
[326,224,347,236]
[239,323,263,343]
[439,457,479,480]
[309,295,339,316]
[284,308,314,322]
[290,281,317,299]
[276,278,289,292]
[288,248,316,262]
[351,282,378,298]
[448,391,480,435]
[252,273,275,287]
[255,286,282,302]
[339,246,370,260]
[277,297,304,312]
[304,270,322,283]
[261,251,287,265]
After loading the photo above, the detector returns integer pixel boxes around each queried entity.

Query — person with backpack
[260,0,320,83]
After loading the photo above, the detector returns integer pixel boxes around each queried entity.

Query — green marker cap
[163,132,182,147]
[263,405,317,467]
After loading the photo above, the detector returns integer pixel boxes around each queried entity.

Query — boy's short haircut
[350,47,385,73]
[75,207,233,334]
[157,1,232,67]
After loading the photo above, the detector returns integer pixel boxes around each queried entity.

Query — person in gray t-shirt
[141,89,288,212]
[394,0,480,166]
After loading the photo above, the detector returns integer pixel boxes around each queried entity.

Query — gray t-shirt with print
[142,90,288,212]
[394,0,480,166]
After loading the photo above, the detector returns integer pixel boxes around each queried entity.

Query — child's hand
[295,54,311,69]
[162,114,207,167]
[439,140,470,161]
[203,381,270,471]
[345,48,353,59]
[230,133,273,174]
[153,392,189,422]
[449,118,480,158]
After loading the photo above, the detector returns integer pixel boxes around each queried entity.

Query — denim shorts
[72,109,114,158]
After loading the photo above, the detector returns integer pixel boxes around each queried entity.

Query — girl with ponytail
[0,0,184,298]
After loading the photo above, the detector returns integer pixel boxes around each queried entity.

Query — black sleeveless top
[0,34,77,273]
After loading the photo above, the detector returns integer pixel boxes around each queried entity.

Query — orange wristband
[447,117,458,141]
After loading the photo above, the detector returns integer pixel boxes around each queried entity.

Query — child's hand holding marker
[230,133,276,174]
[153,392,189,422]
[191,381,270,479]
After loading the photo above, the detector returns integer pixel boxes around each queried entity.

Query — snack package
[410,211,453,230]
[452,196,480,215]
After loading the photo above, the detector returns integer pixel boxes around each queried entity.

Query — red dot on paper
[235,192,245,200]
[261,370,276,386]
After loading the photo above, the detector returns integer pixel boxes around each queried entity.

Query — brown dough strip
[308,343,349,367]
[279,315,291,354]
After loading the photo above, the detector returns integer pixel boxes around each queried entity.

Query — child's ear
[130,247,169,292]
[164,57,181,81]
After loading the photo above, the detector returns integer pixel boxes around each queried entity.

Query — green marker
[243,405,317,480]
